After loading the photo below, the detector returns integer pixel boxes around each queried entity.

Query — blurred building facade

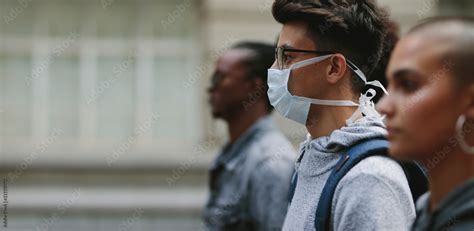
[0,0,468,230]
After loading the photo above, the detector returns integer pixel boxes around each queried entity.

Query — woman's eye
[399,79,419,92]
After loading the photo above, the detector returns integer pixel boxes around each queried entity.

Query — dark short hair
[272,0,389,94]
[408,16,474,87]
[232,42,276,112]
[369,19,399,103]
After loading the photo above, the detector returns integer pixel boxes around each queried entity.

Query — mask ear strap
[345,60,389,124]
[346,107,362,125]
[293,95,359,107]
[366,80,388,95]
[347,60,368,82]
[289,55,333,70]
[347,59,389,95]
[347,89,381,125]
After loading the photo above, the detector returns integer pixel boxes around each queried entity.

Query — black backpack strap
[287,170,298,204]
[398,161,428,202]
[314,139,428,230]
[288,146,307,205]
[314,139,389,231]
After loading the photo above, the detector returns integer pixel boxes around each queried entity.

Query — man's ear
[247,76,264,92]
[325,54,347,84]
[464,84,474,120]
[253,77,265,91]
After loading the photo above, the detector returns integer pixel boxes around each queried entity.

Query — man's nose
[207,84,216,93]
[270,60,278,69]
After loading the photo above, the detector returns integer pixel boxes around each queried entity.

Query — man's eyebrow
[280,44,295,49]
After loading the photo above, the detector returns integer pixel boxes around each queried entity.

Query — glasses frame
[275,46,334,70]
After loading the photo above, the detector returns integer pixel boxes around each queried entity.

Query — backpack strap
[314,139,389,231]
[398,160,428,202]
[287,145,307,205]
[287,170,298,204]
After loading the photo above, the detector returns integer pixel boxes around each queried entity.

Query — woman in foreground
[378,17,474,231]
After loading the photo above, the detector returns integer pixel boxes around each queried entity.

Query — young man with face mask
[267,1,417,230]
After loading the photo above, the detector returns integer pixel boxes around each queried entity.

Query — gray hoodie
[412,178,474,231]
[282,117,416,231]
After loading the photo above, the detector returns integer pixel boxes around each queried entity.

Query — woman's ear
[464,84,474,120]
[325,54,347,84]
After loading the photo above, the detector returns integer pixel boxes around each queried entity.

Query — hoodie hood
[414,178,474,230]
[296,116,387,177]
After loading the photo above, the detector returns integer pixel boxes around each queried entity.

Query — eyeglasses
[275,46,334,70]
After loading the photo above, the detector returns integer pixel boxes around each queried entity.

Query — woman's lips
[386,125,401,138]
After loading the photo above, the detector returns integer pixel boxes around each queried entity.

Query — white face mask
[267,55,387,126]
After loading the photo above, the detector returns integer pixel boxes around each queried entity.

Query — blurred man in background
[204,42,296,230]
